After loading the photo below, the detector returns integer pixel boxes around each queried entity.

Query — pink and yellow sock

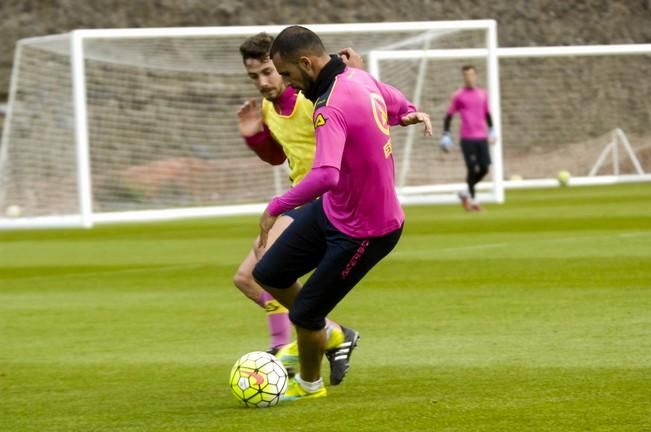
[258,290,291,349]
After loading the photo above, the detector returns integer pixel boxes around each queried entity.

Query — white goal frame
[3,24,651,230]
[0,20,499,229]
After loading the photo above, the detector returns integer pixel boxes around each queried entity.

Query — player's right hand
[400,111,432,136]
[257,209,278,250]
[338,47,365,69]
[238,99,264,137]
[440,132,454,152]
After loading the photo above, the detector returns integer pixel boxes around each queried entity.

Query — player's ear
[298,56,312,74]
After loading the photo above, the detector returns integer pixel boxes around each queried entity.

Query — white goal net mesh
[498,54,651,180]
[0,24,490,225]
[377,49,651,191]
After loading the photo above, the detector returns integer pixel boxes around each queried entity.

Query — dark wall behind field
[1,0,650,213]
[1,0,651,100]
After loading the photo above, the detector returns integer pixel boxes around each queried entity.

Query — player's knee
[288,306,326,331]
[233,270,257,300]
[233,268,250,289]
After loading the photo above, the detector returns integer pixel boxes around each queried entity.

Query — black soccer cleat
[325,326,360,386]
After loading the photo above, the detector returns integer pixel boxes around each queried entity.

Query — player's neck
[304,54,346,102]
[272,84,289,106]
[271,85,297,116]
[310,54,333,77]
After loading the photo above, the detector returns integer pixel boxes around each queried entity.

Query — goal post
[0,20,498,229]
[71,31,93,228]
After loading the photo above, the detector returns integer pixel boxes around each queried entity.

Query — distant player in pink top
[252,25,432,401]
[440,65,497,211]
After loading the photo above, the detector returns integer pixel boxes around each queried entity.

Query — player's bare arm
[401,111,433,136]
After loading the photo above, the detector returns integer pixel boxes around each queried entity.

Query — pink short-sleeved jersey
[311,67,415,238]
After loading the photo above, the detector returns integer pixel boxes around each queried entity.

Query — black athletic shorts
[252,199,403,330]
[282,206,302,219]
[460,138,491,168]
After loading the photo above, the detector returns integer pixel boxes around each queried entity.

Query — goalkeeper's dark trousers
[461,139,491,199]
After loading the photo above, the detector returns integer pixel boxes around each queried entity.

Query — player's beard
[261,87,281,101]
[294,68,313,93]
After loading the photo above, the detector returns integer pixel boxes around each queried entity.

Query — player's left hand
[258,210,278,250]
[338,47,364,69]
[400,112,433,136]
[489,128,498,144]
[238,99,264,137]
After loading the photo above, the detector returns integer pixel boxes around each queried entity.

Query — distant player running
[253,25,432,401]
[440,65,497,212]
[233,33,362,384]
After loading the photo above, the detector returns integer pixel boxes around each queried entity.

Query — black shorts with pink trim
[252,199,403,331]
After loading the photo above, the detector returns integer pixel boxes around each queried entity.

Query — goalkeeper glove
[440,132,453,152]
[489,128,497,142]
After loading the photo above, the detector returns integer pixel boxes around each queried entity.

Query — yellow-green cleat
[282,376,327,401]
[275,341,299,377]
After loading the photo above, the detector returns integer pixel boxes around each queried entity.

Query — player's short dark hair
[462,64,476,72]
[240,32,274,62]
[269,25,326,61]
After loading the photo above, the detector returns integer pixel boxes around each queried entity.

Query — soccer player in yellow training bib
[232,32,363,385]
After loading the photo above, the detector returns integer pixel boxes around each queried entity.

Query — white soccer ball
[229,351,288,408]
[5,205,22,218]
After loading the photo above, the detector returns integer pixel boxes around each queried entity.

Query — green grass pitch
[1,184,650,431]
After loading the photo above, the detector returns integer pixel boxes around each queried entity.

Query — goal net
[0,21,499,229]
[497,46,651,187]
[373,44,651,196]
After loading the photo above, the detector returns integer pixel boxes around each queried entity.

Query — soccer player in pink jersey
[440,65,497,212]
[251,25,432,400]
